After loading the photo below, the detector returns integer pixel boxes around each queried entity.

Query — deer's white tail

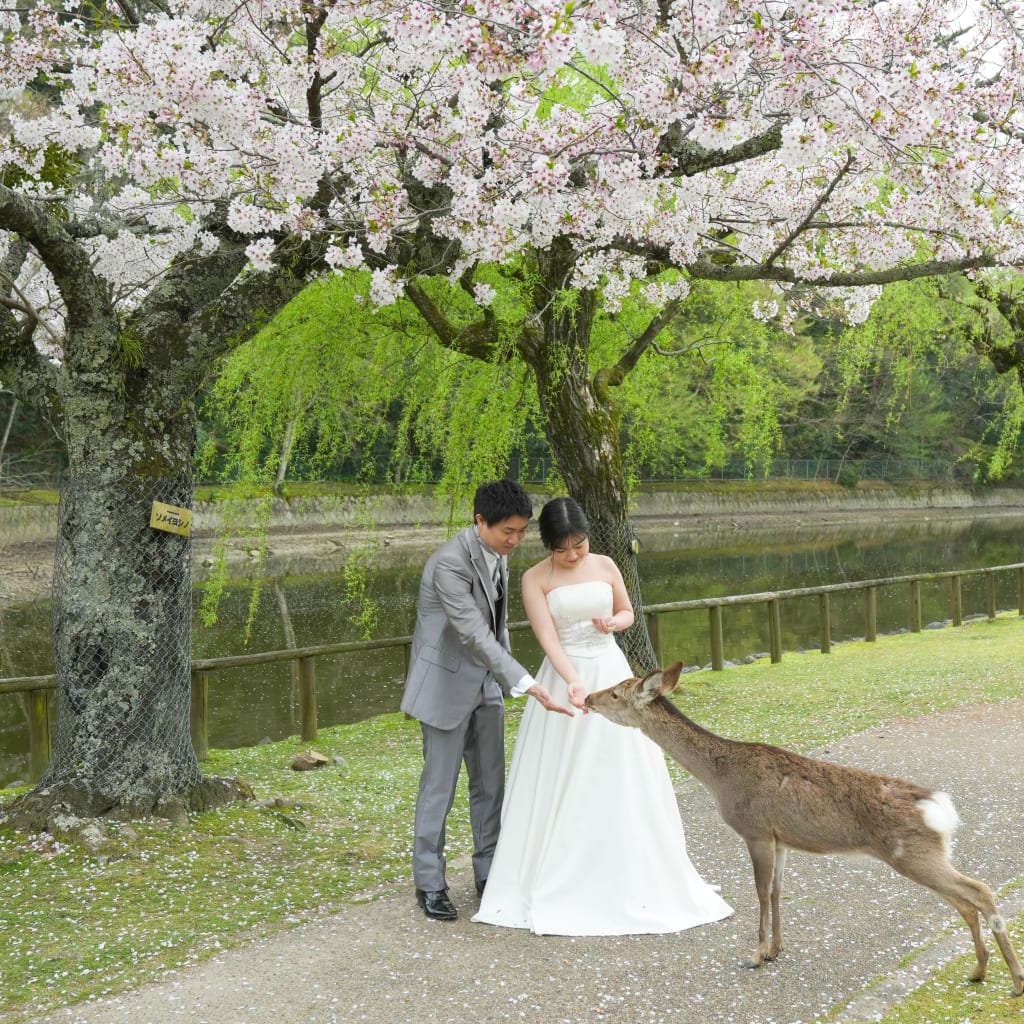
[919,791,959,850]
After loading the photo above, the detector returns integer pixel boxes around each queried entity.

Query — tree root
[0,775,254,833]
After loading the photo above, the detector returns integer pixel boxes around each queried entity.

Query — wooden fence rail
[5,562,1024,769]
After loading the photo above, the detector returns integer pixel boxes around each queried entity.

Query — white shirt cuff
[510,674,535,698]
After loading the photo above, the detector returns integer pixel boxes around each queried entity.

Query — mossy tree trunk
[0,190,311,825]
[42,398,201,814]
[518,242,658,671]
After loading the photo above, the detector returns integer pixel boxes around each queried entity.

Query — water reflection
[1,512,1021,785]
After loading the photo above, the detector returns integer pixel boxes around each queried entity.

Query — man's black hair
[474,479,532,525]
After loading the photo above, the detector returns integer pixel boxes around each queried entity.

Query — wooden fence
[4,562,1023,775]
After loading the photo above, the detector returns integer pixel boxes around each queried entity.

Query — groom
[401,479,573,921]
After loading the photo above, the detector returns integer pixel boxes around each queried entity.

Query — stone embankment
[4,480,1024,547]
[3,481,1024,607]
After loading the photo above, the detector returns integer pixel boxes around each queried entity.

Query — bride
[473,497,733,935]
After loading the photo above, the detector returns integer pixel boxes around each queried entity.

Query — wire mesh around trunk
[43,472,200,800]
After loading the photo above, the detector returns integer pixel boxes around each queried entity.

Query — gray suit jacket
[401,526,529,730]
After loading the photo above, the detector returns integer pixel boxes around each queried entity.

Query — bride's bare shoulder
[521,559,553,589]
[591,552,621,575]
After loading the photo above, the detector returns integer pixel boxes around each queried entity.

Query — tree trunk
[0,206,307,830]
[274,401,302,494]
[7,380,249,825]
[522,245,658,672]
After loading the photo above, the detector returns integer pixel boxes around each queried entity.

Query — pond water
[1,510,1022,786]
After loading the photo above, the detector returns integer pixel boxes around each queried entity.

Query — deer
[584,662,1024,996]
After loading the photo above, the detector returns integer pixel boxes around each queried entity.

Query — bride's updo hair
[538,497,590,550]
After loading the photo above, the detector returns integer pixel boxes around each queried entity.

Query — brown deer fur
[585,662,1024,996]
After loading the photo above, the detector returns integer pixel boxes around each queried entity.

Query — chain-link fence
[42,473,200,798]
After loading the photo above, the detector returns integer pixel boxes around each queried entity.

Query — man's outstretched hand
[526,683,575,716]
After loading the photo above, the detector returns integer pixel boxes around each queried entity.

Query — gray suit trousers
[412,697,505,891]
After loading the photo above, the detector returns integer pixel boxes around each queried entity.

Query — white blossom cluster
[2,0,1024,329]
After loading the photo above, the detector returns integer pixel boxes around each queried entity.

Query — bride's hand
[567,682,589,712]
[592,615,617,634]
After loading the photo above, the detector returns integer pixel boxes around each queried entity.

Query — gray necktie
[492,558,503,602]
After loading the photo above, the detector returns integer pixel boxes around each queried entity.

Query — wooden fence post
[818,592,831,654]
[909,580,922,632]
[645,610,663,668]
[985,571,996,619]
[951,575,962,626]
[768,599,782,663]
[298,656,317,741]
[709,605,724,671]
[864,586,877,642]
[25,688,51,779]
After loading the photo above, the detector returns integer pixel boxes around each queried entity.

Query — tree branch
[0,304,62,417]
[595,298,683,394]
[128,234,319,407]
[763,153,856,267]
[683,253,1003,286]
[403,279,504,361]
[0,184,111,337]
[656,119,785,177]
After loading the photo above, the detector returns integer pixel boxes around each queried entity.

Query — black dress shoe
[416,888,457,920]
[475,878,487,897]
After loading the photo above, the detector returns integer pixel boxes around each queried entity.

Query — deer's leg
[989,914,1024,997]
[745,837,778,967]
[769,845,788,960]
[895,853,1024,996]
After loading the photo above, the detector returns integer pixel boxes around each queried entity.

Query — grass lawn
[1,614,1023,1023]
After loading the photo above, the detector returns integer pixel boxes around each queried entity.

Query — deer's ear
[659,661,683,693]
[639,662,683,701]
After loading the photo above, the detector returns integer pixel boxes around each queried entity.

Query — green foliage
[601,279,818,481]
[195,266,1024,517]
[384,273,539,519]
[790,277,1021,477]
[196,493,272,640]
[116,327,144,369]
[336,485,382,639]
[1,142,80,192]
[202,267,545,522]
[200,273,399,486]
[985,385,1024,480]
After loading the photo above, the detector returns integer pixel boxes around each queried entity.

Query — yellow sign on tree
[150,501,192,537]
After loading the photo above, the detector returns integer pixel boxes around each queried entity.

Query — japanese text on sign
[150,501,193,537]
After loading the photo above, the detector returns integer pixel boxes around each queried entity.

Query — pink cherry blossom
[0,0,1022,327]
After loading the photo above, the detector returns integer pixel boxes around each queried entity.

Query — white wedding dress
[472,580,733,935]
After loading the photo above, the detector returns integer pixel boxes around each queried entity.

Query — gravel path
[24,698,1024,1024]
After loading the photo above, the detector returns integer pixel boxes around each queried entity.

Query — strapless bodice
[545,581,617,656]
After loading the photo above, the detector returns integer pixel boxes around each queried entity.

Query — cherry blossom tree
[377,0,1024,665]
[2,0,1024,821]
